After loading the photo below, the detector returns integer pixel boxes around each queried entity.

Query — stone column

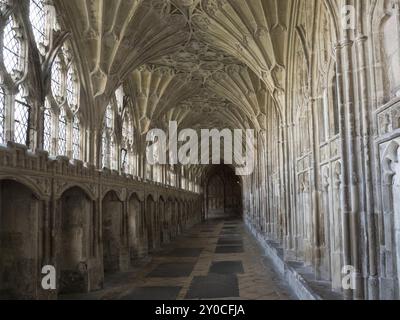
[337,18,364,298]
[355,29,379,299]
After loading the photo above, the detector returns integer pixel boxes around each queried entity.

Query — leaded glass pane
[110,136,116,170]
[0,88,5,144]
[43,107,52,152]
[101,130,108,168]
[14,93,30,146]
[105,105,113,129]
[3,15,22,77]
[51,55,63,100]
[72,116,80,160]
[67,66,78,108]
[121,148,128,172]
[29,0,47,53]
[58,108,67,155]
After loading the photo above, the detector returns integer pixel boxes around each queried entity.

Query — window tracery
[14,89,31,147]
[102,104,116,169]
[43,101,52,152]
[29,0,48,54]
[0,88,5,144]
[58,107,67,156]
[72,115,80,160]
[3,14,23,78]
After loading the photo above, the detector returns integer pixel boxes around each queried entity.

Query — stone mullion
[6,89,16,144]
[91,128,100,168]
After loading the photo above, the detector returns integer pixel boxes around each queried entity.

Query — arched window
[29,0,48,54]
[0,88,5,144]
[1,12,31,148]
[14,90,31,146]
[101,130,108,168]
[105,104,113,129]
[43,101,52,152]
[101,104,115,169]
[72,115,80,160]
[121,148,128,172]
[58,107,67,156]
[121,110,133,174]
[51,55,63,101]
[67,65,78,110]
[3,15,23,78]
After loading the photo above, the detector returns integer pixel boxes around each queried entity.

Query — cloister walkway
[62,219,295,300]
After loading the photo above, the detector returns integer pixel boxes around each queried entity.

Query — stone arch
[0,180,43,299]
[56,183,96,201]
[207,174,224,218]
[370,0,400,102]
[102,190,126,274]
[58,186,94,294]
[101,187,125,202]
[0,175,48,200]
[381,139,400,297]
[205,166,242,220]
[159,196,167,244]
[146,194,156,253]
[127,192,146,259]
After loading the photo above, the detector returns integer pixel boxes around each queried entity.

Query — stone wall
[0,143,203,299]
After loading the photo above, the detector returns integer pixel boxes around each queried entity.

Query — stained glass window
[58,107,67,155]
[3,15,22,77]
[43,105,52,152]
[51,55,63,100]
[29,0,47,53]
[0,88,5,144]
[72,115,80,159]
[14,92,31,146]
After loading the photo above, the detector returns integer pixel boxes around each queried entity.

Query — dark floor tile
[147,263,196,278]
[219,235,243,241]
[186,274,239,299]
[215,246,244,254]
[220,233,242,237]
[209,261,244,275]
[121,286,182,300]
[217,238,243,246]
[165,248,203,258]
[222,231,240,234]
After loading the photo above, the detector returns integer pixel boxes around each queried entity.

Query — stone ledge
[245,221,343,300]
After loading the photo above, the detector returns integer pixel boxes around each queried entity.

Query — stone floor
[61,219,296,300]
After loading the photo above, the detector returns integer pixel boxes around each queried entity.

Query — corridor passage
[62,220,294,300]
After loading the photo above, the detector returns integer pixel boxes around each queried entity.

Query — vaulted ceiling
[55,0,291,132]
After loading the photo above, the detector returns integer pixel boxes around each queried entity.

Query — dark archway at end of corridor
[204,165,243,220]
